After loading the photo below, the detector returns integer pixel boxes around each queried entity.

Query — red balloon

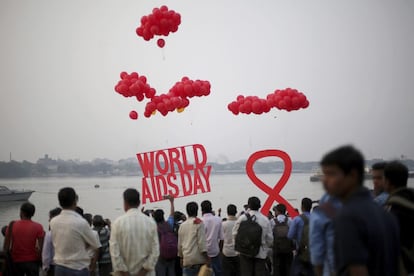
[157,38,165,48]
[129,111,138,120]
[252,101,262,114]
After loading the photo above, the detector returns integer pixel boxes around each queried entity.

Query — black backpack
[387,192,414,272]
[273,217,294,254]
[235,213,263,257]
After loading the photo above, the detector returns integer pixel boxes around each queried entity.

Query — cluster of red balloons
[143,77,211,118]
[136,5,181,48]
[267,88,309,111]
[144,95,190,117]
[115,73,211,119]
[228,96,271,115]
[169,77,211,98]
[114,72,156,102]
[228,88,309,115]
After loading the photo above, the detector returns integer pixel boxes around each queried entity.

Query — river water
[1,174,413,245]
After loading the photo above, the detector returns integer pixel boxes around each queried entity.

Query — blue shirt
[310,194,342,276]
[166,216,174,228]
[334,187,399,276]
[374,191,389,207]
[287,211,311,248]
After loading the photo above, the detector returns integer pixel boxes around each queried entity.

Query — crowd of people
[1,145,414,276]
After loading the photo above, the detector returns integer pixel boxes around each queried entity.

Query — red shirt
[10,220,45,262]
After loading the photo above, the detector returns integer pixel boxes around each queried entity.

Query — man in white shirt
[201,200,224,276]
[222,204,239,276]
[110,188,159,276]
[50,187,101,276]
[178,201,209,276]
[233,197,273,276]
[42,207,61,276]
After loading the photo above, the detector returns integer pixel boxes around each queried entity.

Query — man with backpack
[288,198,314,276]
[384,161,414,275]
[233,197,273,276]
[153,195,178,276]
[272,204,294,276]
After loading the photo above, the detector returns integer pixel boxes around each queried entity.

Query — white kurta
[110,208,159,276]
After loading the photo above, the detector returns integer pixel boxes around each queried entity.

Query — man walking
[321,146,399,276]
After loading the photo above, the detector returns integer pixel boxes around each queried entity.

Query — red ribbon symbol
[246,149,299,218]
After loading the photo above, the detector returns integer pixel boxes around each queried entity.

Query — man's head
[227,204,237,216]
[49,207,62,220]
[186,202,198,217]
[58,187,77,209]
[153,209,165,223]
[301,198,312,213]
[92,215,105,228]
[123,188,140,211]
[20,202,35,219]
[248,197,261,211]
[384,161,409,193]
[274,204,287,216]
[174,211,186,222]
[371,162,387,196]
[201,200,213,214]
[320,145,365,200]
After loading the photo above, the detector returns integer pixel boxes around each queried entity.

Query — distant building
[37,154,58,173]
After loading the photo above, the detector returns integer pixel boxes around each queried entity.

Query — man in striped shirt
[110,188,159,276]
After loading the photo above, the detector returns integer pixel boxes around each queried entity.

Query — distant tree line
[0,157,413,179]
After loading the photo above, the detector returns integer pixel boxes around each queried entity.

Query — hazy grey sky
[1,0,413,163]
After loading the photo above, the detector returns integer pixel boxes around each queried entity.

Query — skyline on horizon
[1,0,413,164]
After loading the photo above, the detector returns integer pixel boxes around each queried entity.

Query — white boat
[0,186,34,202]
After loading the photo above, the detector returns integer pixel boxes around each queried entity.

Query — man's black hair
[186,202,198,217]
[84,213,93,226]
[201,200,213,214]
[20,202,35,218]
[384,161,409,189]
[75,206,84,216]
[248,197,261,211]
[1,225,6,237]
[153,209,165,223]
[123,188,140,207]
[92,215,105,227]
[49,207,62,219]
[58,187,77,209]
[276,204,287,214]
[301,198,313,212]
[372,162,387,171]
[320,145,365,185]
[227,204,237,216]
[174,211,185,222]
